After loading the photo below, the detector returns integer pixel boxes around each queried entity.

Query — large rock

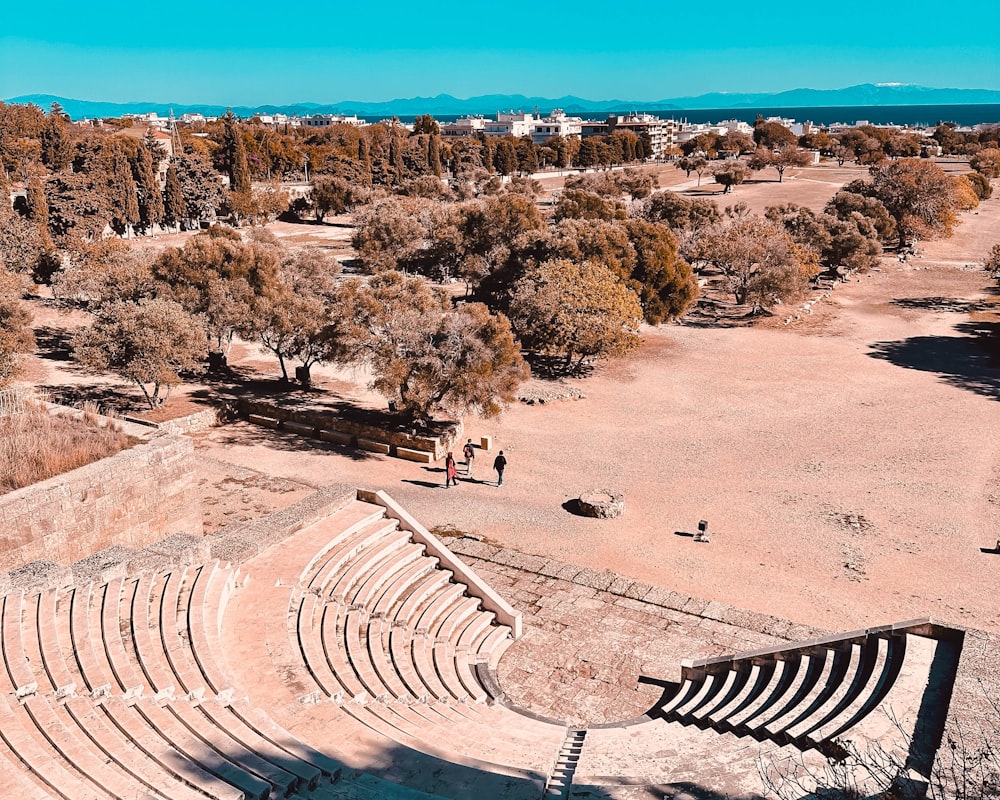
[578,491,625,519]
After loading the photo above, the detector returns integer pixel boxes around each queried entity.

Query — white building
[483,111,536,138]
[441,116,487,138]
[606,113,680,158]
[301,113,366,128]
[530,109,583,143]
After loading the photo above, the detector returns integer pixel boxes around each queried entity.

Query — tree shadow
[41,383,140,414]
[890,296,995,313]
[867,321,1000,401]
[208,421,379,462]
[525,353,595,379]
[32,325,76,362]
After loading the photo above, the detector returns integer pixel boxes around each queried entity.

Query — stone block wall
[237,399,462,461]
[0,435,203,571]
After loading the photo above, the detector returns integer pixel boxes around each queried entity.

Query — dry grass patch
[0,402,133,494]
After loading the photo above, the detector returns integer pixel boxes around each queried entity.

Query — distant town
[74,106,1000,163]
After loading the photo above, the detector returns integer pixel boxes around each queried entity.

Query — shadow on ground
[868,321,1000,401]
[205,422,378,462]
[890,296,995,313]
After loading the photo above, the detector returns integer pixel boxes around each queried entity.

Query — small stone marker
[694,520,710,543]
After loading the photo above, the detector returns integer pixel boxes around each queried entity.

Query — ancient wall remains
[0,435,203,571]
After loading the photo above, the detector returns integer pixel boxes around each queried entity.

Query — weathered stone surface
[578,491,625,519]
[0,436,203,572]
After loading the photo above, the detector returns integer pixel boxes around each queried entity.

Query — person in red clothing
[445,452,459,488]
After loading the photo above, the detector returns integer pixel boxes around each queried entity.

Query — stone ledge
[447,537,829,645]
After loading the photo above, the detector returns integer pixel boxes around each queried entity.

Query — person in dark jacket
[493,451,507,486]
[462,439,475,477]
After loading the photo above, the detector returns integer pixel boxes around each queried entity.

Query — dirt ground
[19,165,1000,639]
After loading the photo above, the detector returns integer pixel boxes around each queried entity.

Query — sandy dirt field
[21,165,1000,640]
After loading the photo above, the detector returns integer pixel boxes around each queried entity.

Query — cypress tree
[224,111,252,194]
[428,134,442,178]
[358,139,373,186]
[163,164,186,230]
[40,115,72,171]
[133,141,165,232]
[388,134,404,185]
[25,174,49,233]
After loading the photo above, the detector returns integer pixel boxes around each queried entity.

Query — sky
[3,0,999,105]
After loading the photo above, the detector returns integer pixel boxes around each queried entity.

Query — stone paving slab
[446,538,829,727]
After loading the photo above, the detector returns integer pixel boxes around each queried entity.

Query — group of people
[445,439,506,488]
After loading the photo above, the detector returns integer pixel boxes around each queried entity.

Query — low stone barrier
[238,399,462,461]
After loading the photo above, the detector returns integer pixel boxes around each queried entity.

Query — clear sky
[2,0,999,104]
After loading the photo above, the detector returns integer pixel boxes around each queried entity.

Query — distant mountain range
[7,84,1000,121]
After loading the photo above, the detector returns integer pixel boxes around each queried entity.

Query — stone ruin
[0,479,987,800]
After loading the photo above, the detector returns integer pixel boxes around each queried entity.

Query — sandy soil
[19,167,999,639]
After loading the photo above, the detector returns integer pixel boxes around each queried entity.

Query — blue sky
[3,0,999,104]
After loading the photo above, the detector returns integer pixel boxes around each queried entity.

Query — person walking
[493,450,507,487]
[462,438,476,477]
[445,452,459,488]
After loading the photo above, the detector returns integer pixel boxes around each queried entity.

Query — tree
[310,175,352,222]
[0,269,34,388]
[52,239,155,307]
[0,204,44,275]
[753,120,797,150]
[826,190,897,241]
[44,171,114,242]
[73,299,205,408]
[427,134,442,178]
[750,145,811,182]
[163,164,187,231]
[867,158,958,249]
[508,258,642,370]
[351,197,427,271]
[222,111,252,194]
[173,153,224,228]
[151,225,281,355]
[493,138,518,176]
[677,156,708,185]
[412,114,440,136]
[698,216,809,310]
[554,189,627,222]
[132,140,164,233]
[713,162,748,194]
[970,147,1000,179]
[625,220,699,324]
[39,112,72,171]
[256,247,341,383]
[966,171,993,201]
[985,243,1000,282]
[25,173,49,233]
[339,272,527,419]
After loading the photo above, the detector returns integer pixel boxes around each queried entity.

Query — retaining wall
[0,435,203,571]
[238,399,462,461]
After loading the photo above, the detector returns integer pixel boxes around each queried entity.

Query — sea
[395,105,1000,128]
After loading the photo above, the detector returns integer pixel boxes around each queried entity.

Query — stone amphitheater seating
[658,620,945,752]
[0,488,961,800]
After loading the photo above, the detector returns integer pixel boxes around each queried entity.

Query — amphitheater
[2,424,995,800]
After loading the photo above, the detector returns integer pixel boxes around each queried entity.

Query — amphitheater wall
[0,435,203,570]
